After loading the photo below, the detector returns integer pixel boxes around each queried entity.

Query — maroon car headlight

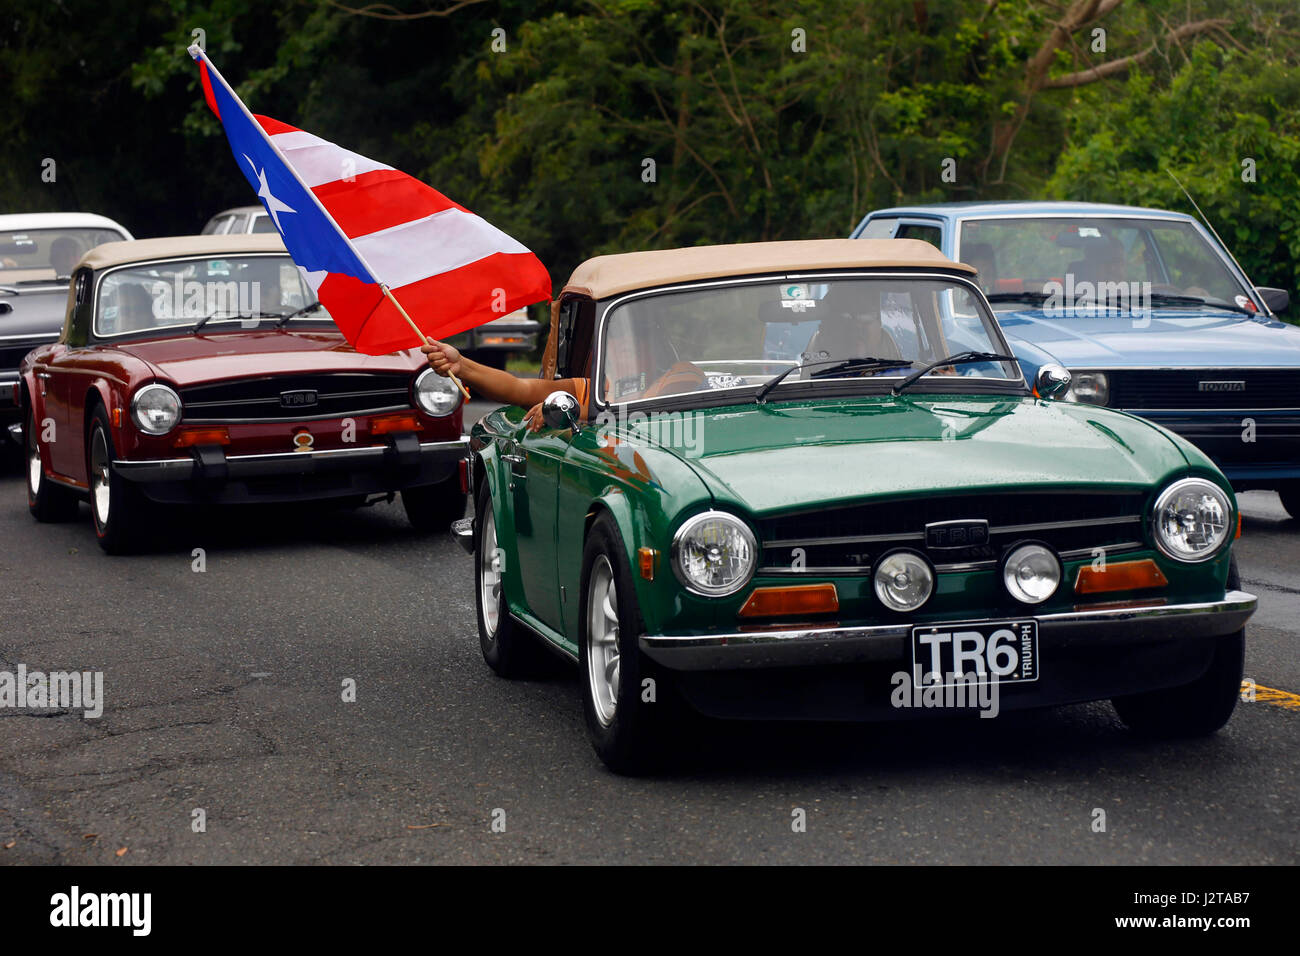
[131,383,182,436]
[414,368,462,417]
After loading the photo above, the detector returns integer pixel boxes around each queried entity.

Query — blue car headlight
[1064,371,1109,406]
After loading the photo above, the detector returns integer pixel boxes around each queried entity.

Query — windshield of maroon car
[0,227,125,277]
[959,217,1248,309]
[597,277,1017,405]
[93,255,326,337]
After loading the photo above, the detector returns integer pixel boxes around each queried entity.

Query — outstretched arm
[422,338,585,430]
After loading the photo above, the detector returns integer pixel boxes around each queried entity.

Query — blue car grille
[1109,369,1299,410]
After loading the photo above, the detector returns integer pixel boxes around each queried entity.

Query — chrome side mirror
[1034,364,1071,400]
[542,390,581,431]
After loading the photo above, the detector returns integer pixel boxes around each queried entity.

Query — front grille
[180,372,412,422]
[1109,368,1299,410]
[758,490,1148,573]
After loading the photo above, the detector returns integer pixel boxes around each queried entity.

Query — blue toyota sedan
[851,201,1300,518]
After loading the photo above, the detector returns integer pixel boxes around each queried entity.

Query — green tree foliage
[1,0,1296,297]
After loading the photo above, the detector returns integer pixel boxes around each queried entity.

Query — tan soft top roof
[79,233,287,271]
[561,238,973,299]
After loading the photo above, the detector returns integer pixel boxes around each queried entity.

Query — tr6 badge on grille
[925,519,989,549]
[280,388,318,408]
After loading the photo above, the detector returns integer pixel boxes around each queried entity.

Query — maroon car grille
[1108,368,1299,410]
[180,372,411,422]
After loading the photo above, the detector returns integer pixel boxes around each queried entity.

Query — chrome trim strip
[0,332,61,342]
[639,590,1257,671]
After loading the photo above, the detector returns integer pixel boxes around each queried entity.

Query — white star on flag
[243,154,296,231]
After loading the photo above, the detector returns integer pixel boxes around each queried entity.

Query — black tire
[86,405,151,554]
[579,513,680,774]
[402,474,466,531]
[1278,483,1300,521]
[474,483,547,677]
[24,402,79,522]
[1111,557,1245,737]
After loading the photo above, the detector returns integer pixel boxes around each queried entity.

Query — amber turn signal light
[173,427,230,448]
[637,547,657,581]
[370,412,422,436]
[738,583,839,618]
[1074,558,1168,595]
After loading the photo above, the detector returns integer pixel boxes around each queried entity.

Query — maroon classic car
[16,234,467,552]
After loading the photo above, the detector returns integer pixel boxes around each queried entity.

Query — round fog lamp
[873,550,934,612]
[1002,542,1061,604]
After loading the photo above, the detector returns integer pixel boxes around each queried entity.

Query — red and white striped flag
[193,46,552,355]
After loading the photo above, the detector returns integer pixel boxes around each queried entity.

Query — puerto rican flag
[190,46,551,355]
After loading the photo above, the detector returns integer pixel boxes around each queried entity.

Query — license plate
[910,620,1038,687]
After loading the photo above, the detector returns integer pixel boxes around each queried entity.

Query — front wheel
[580,514,678,774]
[402,474,466,531]
[474,483,546,677]
[87,406,151,554]
[1111,557,1245,736]
[25,404,79,522]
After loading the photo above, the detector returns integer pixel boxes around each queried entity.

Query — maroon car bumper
[111,435,468,504]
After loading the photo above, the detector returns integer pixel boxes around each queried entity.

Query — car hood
[112,330,422,386]
[626,395,1189,517]
[997,308,1300,368]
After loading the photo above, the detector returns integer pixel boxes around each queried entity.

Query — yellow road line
[1243,682,1300,711]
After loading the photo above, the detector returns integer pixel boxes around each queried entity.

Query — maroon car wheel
[87,406,150,554]
[25,402,79,522]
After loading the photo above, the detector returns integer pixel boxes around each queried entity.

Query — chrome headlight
[1064,371,1109,405]
[873,550,935,612]
[671,511,757,597]
[414,367,462,417]
[1151,478,1232,562]
[1001,542,1062,604]
[131,383,181,435]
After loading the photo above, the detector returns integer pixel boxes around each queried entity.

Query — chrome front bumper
[113,436,469,482]
[639,590,1258,671]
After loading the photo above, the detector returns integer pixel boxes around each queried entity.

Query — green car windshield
[598,276,1018,405]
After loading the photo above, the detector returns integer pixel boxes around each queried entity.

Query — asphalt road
[0,412,1296,864]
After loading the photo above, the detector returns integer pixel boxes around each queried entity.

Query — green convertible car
[456,238,1257,773]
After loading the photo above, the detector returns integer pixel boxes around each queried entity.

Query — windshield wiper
[192,310,284,332]
[984,291,1053,305]
[756,356,914,404]
[1147,292,1255,317]
[276,301,322,328]
[892,351,1017,394]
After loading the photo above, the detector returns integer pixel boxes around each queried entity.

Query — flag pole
[191,46,469,402]
[383,284,471,401]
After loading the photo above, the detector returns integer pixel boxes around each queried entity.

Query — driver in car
[422,307,706,431]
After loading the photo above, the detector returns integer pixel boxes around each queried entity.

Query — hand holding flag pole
[189,46,550,403]
[381,285,470,400]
